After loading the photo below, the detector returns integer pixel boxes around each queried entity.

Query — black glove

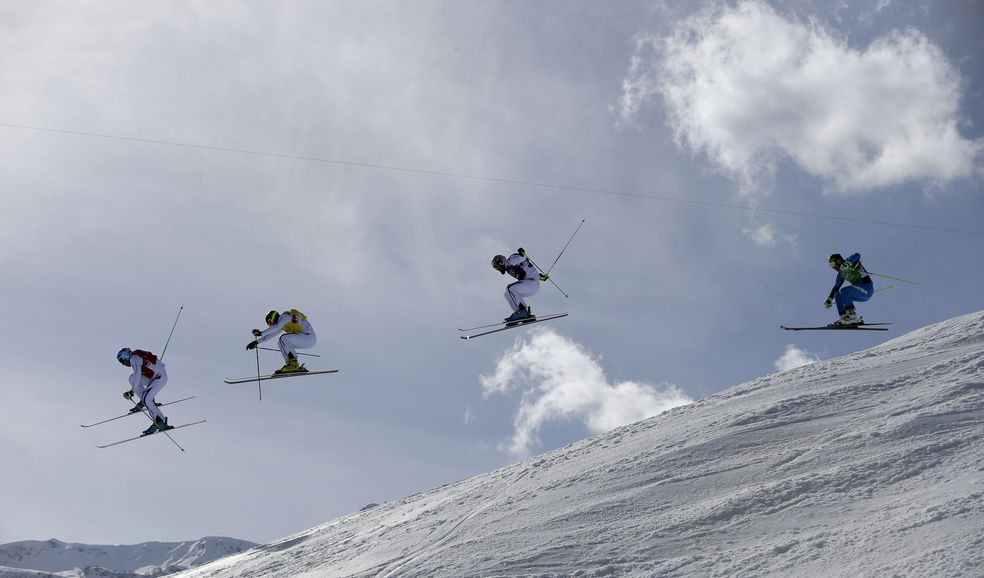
[824,297,833,309]
[518,248,525,256]
[252,329,263,337]
[124,390,135,400]
[539,273,549,281]
[246,340,258,351]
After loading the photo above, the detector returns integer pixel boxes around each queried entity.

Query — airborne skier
[246,309,316,374]
[825,253,874,326]
[117,347,173,435]
[492,249,546,326]
[462,222,582,339]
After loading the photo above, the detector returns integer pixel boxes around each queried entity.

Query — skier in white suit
[492,249,543,326]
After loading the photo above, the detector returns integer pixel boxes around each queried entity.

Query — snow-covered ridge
[0,537,257,578]
[173,310,984,577]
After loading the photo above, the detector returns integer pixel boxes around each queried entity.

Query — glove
[539,273,549,281]
[252,329,263,337]
[824,297,833,309]
[123,390,135,400]
[246,340,258,351]
[518,248,526,256]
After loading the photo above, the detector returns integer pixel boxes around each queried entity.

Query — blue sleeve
[847,253,861,266]
[829,272,844,299]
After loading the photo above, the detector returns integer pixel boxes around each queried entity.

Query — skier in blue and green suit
[824,253,874,326]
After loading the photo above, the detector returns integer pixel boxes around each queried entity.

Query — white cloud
[618,0,982,198]
[875,0,894,13]
[743,222,777,247]
[742,220,799,247]
[775,344,821,372]
[480,329,692,458]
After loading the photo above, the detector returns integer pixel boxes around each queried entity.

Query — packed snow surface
[180,313,984,575]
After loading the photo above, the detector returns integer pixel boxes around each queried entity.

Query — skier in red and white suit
[117,347,171,435]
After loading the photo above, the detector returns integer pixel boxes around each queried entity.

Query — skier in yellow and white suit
[246,309,317,374]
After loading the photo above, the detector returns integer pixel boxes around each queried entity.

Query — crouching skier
[117,347,173,435]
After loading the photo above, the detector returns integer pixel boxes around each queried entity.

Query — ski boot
[142,416,172,436]
[274,355,307,374]
[504,305,534,328]
[128,401,146,414]
[830,307,861,327]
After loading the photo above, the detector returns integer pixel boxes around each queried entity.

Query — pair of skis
[459,313,568,340]
[83,397,207,450]
[222,369,339,384]
[780,321,892,331]
[94,420,208,449]
[224,367,340,402]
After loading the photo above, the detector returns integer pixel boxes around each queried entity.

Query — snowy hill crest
[0,537,257,578]
[173,311,983,577]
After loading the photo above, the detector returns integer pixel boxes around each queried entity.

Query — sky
[0,0,981,546]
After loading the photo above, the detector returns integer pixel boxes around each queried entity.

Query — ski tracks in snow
[370,466,533,578]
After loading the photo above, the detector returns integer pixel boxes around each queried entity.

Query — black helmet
[265,310,281,326]
[828,253,844,268]
[491,255,507,274]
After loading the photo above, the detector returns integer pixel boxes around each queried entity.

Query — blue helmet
[117,347,132,365]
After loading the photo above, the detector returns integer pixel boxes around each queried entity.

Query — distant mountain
[175,311,984,577]
[0,537,257,578]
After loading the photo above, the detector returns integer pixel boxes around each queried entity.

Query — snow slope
[0,537,257,578]
[177,311,984,577]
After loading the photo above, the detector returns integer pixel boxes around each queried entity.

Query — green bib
[840,265,864,285]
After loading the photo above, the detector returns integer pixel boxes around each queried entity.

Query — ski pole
[160,305,184,360]
[519,219,584,299]
[545,218,585,276]
[867,272,919,286]
[153,305,188,448]
[523,252,570,299]
[874,285,895,293]
[259,346,320,357]
[255,347,263,402]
